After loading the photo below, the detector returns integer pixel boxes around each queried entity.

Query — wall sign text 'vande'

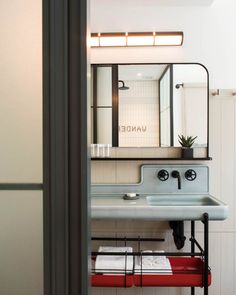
[119,126,147,133]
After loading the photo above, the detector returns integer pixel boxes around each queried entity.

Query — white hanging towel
[134,250,172,274]
[95,246,133,274]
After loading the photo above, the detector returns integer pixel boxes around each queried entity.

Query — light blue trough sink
[145,194,228,220]
[91,165,228,221]
[146,195,219,207]
[91,194,228,221]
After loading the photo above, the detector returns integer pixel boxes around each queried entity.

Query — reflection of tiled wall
[119,80,159,147]
[91,93,236,295]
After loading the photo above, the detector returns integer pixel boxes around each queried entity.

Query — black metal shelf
[91,214,210,294]
[91,157,212,161]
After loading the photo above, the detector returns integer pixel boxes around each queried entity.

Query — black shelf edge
[91,157,212,161]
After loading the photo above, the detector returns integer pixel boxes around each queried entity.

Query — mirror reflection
[91,63,208,148]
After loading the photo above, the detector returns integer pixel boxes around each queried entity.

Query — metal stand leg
[203,213,209,295]
[191,221,195,254]
[191,221,195,295]
[191,285,195,294]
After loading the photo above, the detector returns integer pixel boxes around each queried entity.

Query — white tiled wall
[119,80,159,147]
[91,92,236,294]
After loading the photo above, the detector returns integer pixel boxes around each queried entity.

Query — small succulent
[178,135,197,148]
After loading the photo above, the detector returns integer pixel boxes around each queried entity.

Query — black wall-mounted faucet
[171,170,181,190]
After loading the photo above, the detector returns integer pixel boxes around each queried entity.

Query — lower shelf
[91,257,212,288]
[92,274,133,288]
[133,258,211,287]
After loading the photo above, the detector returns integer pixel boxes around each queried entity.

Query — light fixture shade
[127,33,154,46]
[90,36,99,47]
[91,32,183,47]
[154,32,183,46]
[92,33,127,47]
[100,34,126,47]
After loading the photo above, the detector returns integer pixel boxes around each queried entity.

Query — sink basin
[144,194,228,220]
[91,194,228,221]
[146,195,219,206]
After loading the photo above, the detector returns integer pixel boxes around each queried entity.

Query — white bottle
[96,144,101,157]
[105,144,111,157]
[99,144,106,158]
[91,144,96,158]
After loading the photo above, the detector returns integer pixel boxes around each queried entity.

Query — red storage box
[92,274,133,287]
[133,257,212,287]
[91,257,211,288]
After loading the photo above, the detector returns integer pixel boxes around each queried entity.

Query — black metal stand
[91,213,210,294]
[189,213,209,295]
[203,213,209,295]
[191,220,195,295]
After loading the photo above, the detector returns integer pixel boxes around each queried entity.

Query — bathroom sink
[91,194,228,221]
[145,194,228,220]
[91,165,228,220]
[146,195,219,206]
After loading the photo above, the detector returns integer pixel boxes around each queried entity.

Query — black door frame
[43,0,90,295]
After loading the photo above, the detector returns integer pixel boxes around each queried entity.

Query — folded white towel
[134,250,172,274]
[95,246,133,274]
[152,250,169,265]
[141,250,153,267]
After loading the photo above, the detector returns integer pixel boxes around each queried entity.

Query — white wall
[172,64,208,145]
[91,0,236,89]
[119,80,159,147]
[96,67,113,144]
[0,0,43,294]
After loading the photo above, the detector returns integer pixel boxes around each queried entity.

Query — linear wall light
[90,32,184,47]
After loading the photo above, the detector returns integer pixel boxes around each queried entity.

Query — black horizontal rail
[91,157,212,161]
[92,237,165,242]
[91,268,204,274]
[91,106,112,108]
[92,251,203,257]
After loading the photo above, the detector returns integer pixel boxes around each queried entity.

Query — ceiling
[119,65,167,81]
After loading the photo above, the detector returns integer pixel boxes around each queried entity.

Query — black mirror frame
[91,62,211,161]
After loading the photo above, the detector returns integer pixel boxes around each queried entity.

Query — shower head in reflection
[118,80,130,90]
[175,83,184,89]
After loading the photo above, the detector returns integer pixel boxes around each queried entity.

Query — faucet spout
[171,170,181,190]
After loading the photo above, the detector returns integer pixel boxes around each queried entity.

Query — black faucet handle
[185,169,197,181]
[157,169,169,181]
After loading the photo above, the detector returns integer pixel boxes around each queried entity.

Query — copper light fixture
[90,32,184,47]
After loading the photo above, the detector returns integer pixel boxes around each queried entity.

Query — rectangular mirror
[91,63,209,159]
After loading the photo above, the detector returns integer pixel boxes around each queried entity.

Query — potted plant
[178,135,197,159]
